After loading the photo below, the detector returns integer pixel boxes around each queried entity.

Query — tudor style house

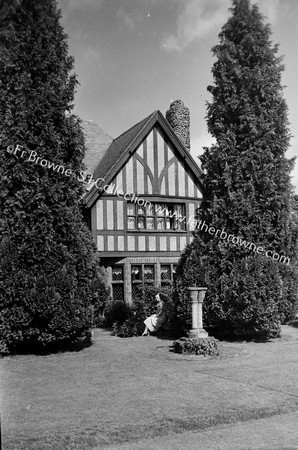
[81,100,203,304]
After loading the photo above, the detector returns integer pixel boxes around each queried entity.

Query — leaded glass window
[161,264,177,287]
[111,265,124,302]
[112,266,123,281]
[144,265,154,281]
[127,202,186,230]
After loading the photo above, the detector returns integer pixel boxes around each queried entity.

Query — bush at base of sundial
[172,337,219,356]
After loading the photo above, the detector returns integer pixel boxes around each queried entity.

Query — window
[112,266,124,281]
[160,264,177,287]
[111,266,124,301]
[131,264,155,283]
[131,264,155,300]
[127,202,185,231]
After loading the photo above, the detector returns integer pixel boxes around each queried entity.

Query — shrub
[172,337,219,356]
[104,300,132,327]
[90,269,111,327]
[112,319,141,338]
[278,264,298,324]
[0,235,109,355]
[204,256,283,340]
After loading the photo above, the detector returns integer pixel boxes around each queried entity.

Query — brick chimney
[166,100,190,151]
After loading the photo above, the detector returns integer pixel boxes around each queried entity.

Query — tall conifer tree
[176,0,297,339]
[0,0,107,353]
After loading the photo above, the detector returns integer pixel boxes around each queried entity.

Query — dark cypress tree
[0,0,108,354]
[175,0,298,339]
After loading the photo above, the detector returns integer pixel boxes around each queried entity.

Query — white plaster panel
[148,236,156,251]
[159,236,167,251]
[118,236,124,251]
[170,236,177,251]
[117,201,123,230]
[97,235,104,251]
[128,236,135,251]
[96,201,104,230]
[106,200,114,229]
[138,236,146,251]
[107,236,114,251]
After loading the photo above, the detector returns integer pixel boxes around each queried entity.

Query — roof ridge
[112,110,157,143]
[123,110,157,150]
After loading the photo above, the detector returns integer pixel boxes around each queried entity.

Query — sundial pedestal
[187,287,208,338]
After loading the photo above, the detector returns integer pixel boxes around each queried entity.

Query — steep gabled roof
[82,120,113,174]
[83,110,204,207]
[92,111,156,183]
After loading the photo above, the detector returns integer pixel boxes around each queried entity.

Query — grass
[1,326,298,449]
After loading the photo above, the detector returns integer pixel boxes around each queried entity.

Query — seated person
[142,293,167,336]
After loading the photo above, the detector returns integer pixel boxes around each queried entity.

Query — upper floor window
[127,202,185,231]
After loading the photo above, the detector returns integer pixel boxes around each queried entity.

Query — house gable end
[83,110,203,208]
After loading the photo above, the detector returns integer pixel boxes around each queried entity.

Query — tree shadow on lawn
[288,319,298,328]
[6,333,93,357]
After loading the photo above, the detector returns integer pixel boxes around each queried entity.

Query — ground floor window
[160,264,177,287]
[106,260,179,303]
[131,264,155,299]
[111,265,124,301]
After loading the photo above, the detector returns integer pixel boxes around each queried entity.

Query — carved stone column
[187,287,208,338]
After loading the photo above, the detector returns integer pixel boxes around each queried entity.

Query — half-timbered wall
[108,126,200,198]
[91,197,199,254]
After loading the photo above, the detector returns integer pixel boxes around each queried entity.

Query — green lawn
[1,326,298,449]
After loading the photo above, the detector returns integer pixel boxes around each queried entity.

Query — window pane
[174,204,184,219]
[144,265,154,281]
[132,284,140,300]
[112,284,124,301]
[173,265,177,279]
[166,218,172,230]
[156,204,165,216]
[146,203,154,216]
[127,217,136,229]
[137,216,145,229]
[175,219,185,230]
[137,205,145,215]
[127,203,135,215]
[173,265,177,284]
[166,205,173,216]
[157,218,165,230]
[161,265,171,281]
[131,265,142,281]
[112,266,123,281]
[146,217,154,229]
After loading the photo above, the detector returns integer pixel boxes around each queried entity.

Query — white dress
[144,301,167,332]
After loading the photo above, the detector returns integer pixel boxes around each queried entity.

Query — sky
[58,0,298,193]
